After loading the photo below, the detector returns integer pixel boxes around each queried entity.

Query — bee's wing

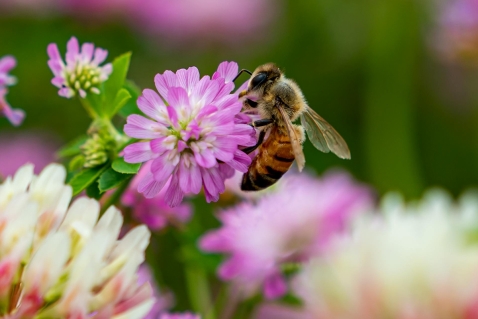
[300,106,351,159]
[277,105,306,171]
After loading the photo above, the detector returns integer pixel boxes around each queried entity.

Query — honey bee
[236,63,351,191]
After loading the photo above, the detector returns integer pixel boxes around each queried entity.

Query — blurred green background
[2,0,478,314]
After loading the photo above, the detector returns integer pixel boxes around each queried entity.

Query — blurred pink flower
[0,55,24,126]
[123,61,255,207]
[159,313,200,319]
[127,0,278,45]
[122,162,193,230]
[137,265,174,319]
[437,0,478,63]
[199,171,374,299]
[47,36,112,98]
[59,0,278,46]
[0,132,58,177]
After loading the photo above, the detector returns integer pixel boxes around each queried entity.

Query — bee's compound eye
[251,73,267,88]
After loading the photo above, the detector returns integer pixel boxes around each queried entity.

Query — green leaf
[86,180,103,199]
[68,155,85,172]
[104,53,131,108]
[57,135,88,158]
[111,157,141,174]
[107,88,131,117]
[119,80,141,117]
[69,165,108,195]
[98,168,131,193]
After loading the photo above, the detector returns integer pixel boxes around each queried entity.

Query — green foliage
[111,157,141,174]
[69,165,108,195]
[57,135,88,158]
[82,52,132,119]
[98,168,132,193]
[119,80,141,117]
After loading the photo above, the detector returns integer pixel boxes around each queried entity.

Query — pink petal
[66,36,79,64]
[138,172,168,198]
[201,166,225,203]
[164,173,185,207]
[59,87,74,98]
[138,89,168,124]
[124,142,154,163]
[213,61,239,83]
[167,105,178,126]
[218,256,242,280]
[212,138,236,163]
[124,114,166,139]
[151,155,177,183]
[51,77,64,88]
[48,60,64,76]
[0,55,16,72]
[178,155,202,194]
[199,230,232,252]
[101,63,113,77]
[214,95,238,111]
[196,105,218,120]
[154,71,177,100]
[150,136,174,154]
[81,43,94,62]
[225,150,252,173]
[194,149,217,168]
[263,272,287,299]
[167,87,190,110]
[190,76,220,107]
[216,82,235,100]
[176,67,200,93]
[1,97,25,126]
[93,48,108,65]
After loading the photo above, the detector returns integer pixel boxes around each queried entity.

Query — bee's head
[247,63,282,93]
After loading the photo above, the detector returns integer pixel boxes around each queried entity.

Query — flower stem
[184,265,215,319]
[79,97,97,119]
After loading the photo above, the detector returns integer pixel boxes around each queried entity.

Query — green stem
[184,265,215,319]
[79,98,97,119]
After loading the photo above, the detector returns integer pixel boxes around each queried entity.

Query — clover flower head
[293,189,478,319]
[0,163,154,318]
[0,55,25,126]
[123,61,256,207]
[200,171,374,299]
[47,36,112,98]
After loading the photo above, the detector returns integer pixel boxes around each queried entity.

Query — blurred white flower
[0,163,154,318]
[293,189,478,319]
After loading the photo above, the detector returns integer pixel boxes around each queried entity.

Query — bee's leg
[242,130,266,154]
[233,69,252,82]
[251,119,274,128]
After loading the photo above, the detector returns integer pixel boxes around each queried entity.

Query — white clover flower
[0,163,154,318]
[293,189,478,319]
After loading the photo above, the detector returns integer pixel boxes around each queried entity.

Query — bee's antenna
[233,69,252,83]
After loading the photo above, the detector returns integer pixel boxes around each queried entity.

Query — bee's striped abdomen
[241,128,295,191]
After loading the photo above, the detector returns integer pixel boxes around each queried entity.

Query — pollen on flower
[47,36,112,98]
